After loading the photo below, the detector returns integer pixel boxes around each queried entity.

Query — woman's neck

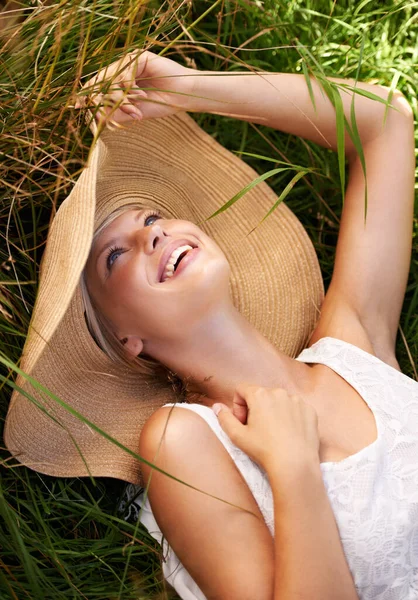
[147,302,315,408]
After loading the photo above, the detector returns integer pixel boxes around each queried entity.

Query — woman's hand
[213,384,320,478]
[215,386,358,600]
[75,50,196,126]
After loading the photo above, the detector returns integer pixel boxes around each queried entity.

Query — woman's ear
[120,335,144,357]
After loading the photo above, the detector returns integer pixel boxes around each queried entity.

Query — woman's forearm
[269,461,358,600]
[214,388,358,599]
[188,71,398,156]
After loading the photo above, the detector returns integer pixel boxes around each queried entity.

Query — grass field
[0,0,417,598]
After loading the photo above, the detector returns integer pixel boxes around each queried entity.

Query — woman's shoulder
[139,404,227,479]
[140,404,217,446]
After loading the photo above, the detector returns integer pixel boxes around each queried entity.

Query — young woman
[79,51,416,599]
[5,50,416,600]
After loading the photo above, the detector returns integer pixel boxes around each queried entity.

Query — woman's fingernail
[131,86,147,97]
[212,404,223,416]
[133,89,147,98]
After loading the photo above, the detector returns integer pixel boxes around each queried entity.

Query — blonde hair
[80,203,192,400]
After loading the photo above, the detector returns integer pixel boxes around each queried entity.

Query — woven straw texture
[5,113,324,484]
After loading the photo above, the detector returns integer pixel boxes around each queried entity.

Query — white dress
[135,337,418,600]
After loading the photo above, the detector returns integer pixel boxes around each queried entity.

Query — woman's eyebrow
[94,209,146,268]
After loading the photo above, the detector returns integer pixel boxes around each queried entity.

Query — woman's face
[84,207,231,350]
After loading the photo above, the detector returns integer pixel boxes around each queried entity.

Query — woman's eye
[144,213,161,227]
[106,247,124,271]
[104,212,162,273]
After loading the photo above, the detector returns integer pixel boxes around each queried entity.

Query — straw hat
[4,111,324,484]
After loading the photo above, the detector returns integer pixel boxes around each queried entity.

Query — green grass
[0,0,417,598]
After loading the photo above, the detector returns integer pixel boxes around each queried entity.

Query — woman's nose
[142,223,167,255]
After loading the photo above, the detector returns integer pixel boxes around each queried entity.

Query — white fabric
[139,337,418,599]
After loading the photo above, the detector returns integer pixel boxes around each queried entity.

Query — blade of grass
[349,32,368,221]
[202,167,308,222]
[383,69,401,127]
[0,486,43,598]
[159,0,223,57]
[0,356,257,515]
[247,170,309,234]
[301,59,317,112]
[316,74,346,202]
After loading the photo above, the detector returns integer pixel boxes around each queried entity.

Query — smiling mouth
[175,249,190,269]
[161,246,195,283]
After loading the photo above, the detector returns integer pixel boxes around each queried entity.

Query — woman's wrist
[185,71,258,116]
[266,454,323,502]
[185,71,220,113]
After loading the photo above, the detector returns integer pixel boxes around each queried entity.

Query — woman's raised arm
[184,63,414,362]
[82,50,410,154]
[80,51,415,361]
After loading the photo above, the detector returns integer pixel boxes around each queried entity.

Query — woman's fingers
[213,383,320,474]
[90,84,145,124]
[213,403,245,445]
[232,389,249,424]
[76,50,195,125]
[234,382,260,402]
[119,103,143,120]
[128,86,148,99]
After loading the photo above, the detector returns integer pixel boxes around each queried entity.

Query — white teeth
[169,245,193,264]
[161,244,193,282]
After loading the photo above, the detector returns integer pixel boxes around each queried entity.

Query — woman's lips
[158,239,197,283]
[163,247,200,282]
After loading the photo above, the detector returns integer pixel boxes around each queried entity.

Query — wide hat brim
[4,112,324,484]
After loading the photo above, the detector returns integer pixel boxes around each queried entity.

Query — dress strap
[163,401,275,534]
[296,336,381,365]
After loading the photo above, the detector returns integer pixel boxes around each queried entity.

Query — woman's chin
[173,254,229,293]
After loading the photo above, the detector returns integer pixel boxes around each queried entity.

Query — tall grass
[1,0,417,598]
